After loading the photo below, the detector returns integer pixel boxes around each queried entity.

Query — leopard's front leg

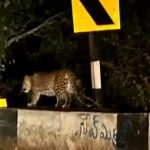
[27,92,40,107]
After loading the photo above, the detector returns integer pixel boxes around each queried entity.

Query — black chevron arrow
[80,0,114,25]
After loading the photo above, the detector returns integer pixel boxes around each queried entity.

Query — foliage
[96,0,150,111]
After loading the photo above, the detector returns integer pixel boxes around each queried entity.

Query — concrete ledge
[0,109,149,149]
[18,110,117,149]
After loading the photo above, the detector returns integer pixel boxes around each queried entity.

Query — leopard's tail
[75,79,101,108]
[82,95,101,108]
[76,94,101,108]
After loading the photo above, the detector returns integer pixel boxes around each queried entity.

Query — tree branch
[6,12,64,47]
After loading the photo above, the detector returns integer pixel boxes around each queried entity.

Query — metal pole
[88,32,102,106]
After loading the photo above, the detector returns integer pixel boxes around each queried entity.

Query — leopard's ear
[24,75,32,82]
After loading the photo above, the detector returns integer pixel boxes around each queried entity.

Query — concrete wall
[18,110,117,150]
[0,109,17,150]
[0,109,149,149]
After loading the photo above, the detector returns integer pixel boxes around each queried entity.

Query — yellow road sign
[0,98,7,108]
[71,0,120,33]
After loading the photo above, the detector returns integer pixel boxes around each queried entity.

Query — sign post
[71,0,120,106]
[89,32,102,105]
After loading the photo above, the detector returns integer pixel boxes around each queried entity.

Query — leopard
[21,69,94,108]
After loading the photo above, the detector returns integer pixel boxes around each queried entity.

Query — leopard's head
[21,75,31,93]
